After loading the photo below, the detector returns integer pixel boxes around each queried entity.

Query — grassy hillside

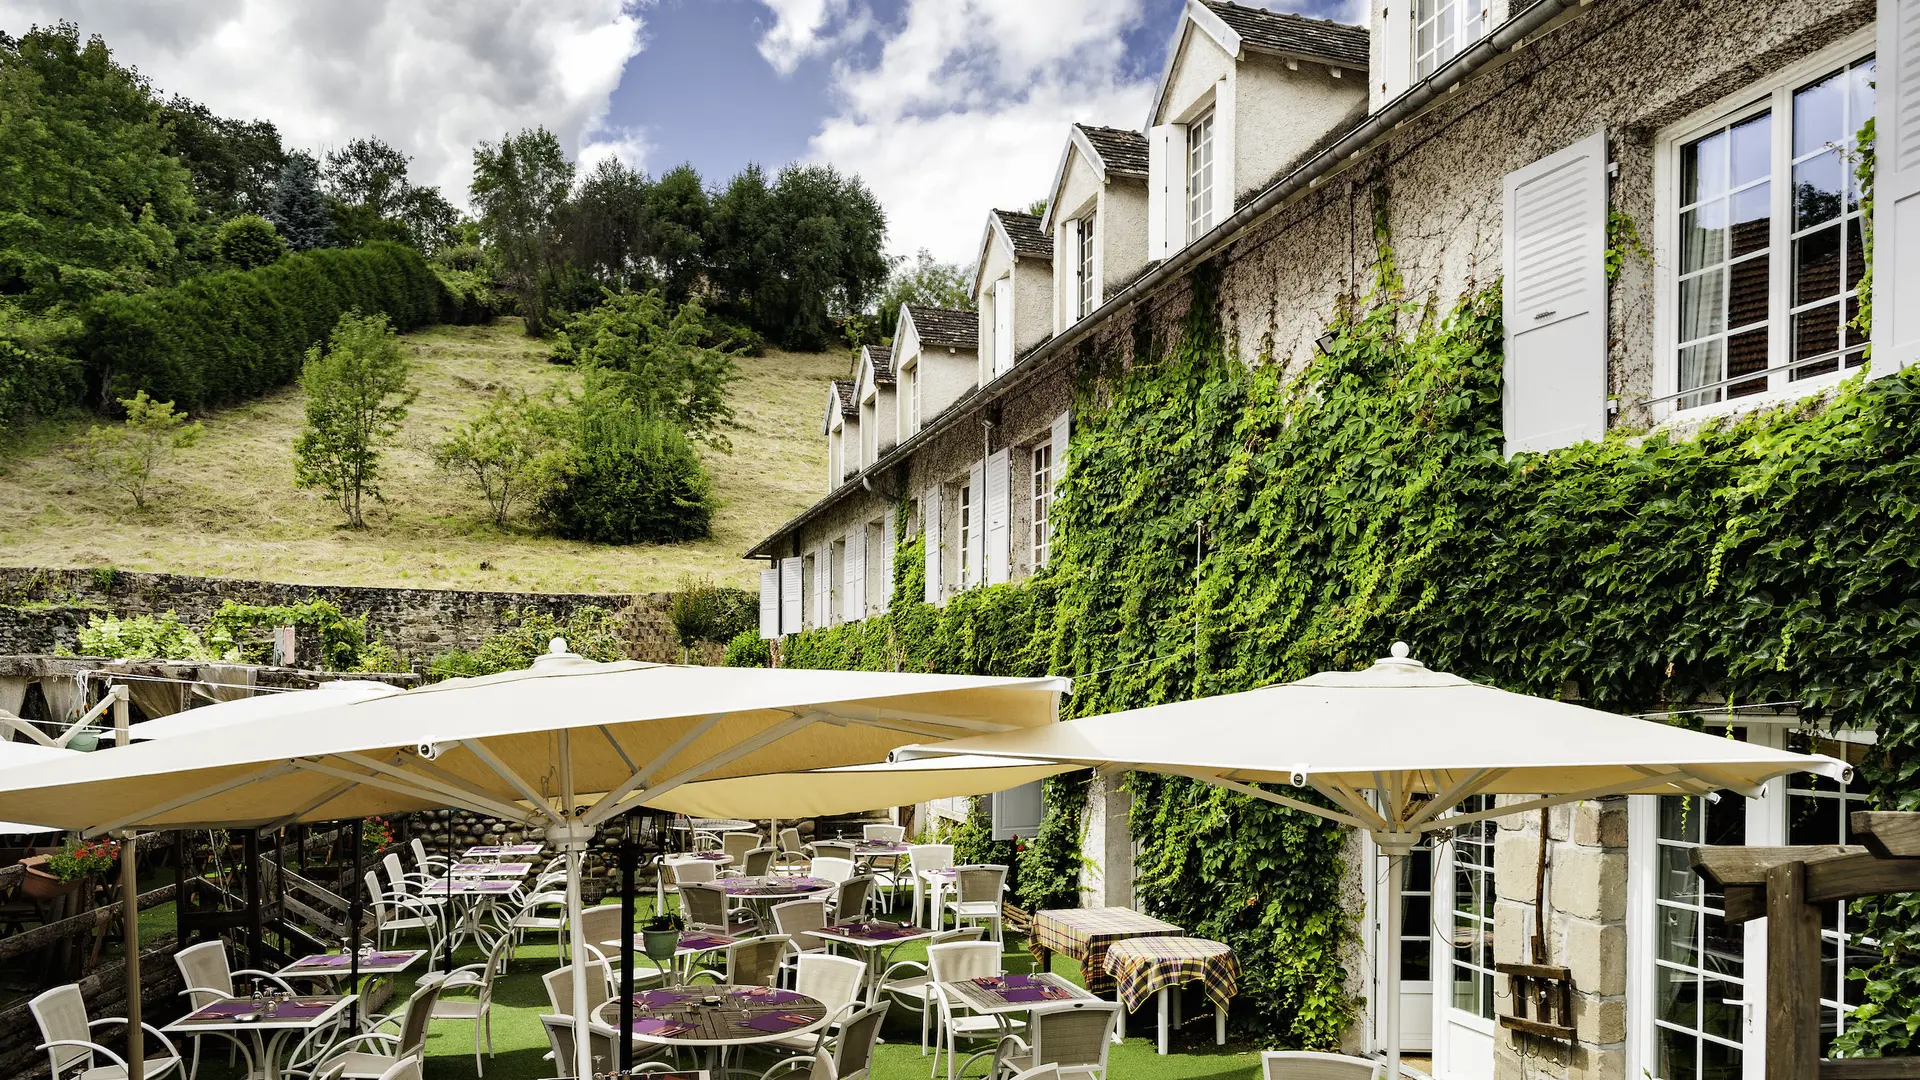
[0,319,840,593]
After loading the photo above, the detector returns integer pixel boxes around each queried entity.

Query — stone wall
[0,566,682,664]
[1492,797,1629,1080]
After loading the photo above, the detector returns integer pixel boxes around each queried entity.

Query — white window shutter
[1050,411,1070,480]
[985,447,1011,585]
[1147,124,1187,259]
[1875,0,1920,377]
[759,567,780,639]
[877,514,894,614]
[1089,215,1104,309]
[1054,221,1075,334]
[924,487,942,605]
[1381,2,1411,102]
[813,548,830,628]
[990,780,1045,840]
[1501,129,1609,457]
[845,528,865,621]
[993,277,1014,375]
[966,459,986,588]
[779,557,803,636]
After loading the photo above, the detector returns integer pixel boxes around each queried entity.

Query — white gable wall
[1233,58,1367,204]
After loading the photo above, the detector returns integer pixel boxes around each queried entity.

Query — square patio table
[1028,907,1184,996]
[274,949,423,980]
[942,972,1094,1016]
[463,843,543,859]
[813,920,937,997]
[164,994,354,1080]
[419,877,520,895]
[1102,936,1239,1054]
[447,860,532,877]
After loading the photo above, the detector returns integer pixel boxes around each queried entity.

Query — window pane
[1660,843,1700,902]
[1658,965,1699,1029]
[1703,912,1743,975]
[1679,270,1726,342]
[1793,303,1842,373]
[1702,1036,1742,1080]
[1401,939,1430,981]
[1795,225,1842,304]
[1794,69,1847,158]
[1702,978,1744,1042]
[1846,217,1867,290]
[1681,203,1727,273]
[1729,254,1769,328]
[1730,113,1771,188]
[1659,905,1701,965]
[1659,1026,1701,1080]
[1727,328,1769,397]
[1730,183,1771,257]
[1794,150,1845,229]
[1683,130,1730,204]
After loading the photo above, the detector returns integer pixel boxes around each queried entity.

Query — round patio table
[717,874,834,931]
[595,983,830,1073]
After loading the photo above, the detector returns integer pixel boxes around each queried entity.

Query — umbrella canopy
[642,753,1077,819]
[0,739,78,833]
[0,645,1067,837]
[128,679,401,740]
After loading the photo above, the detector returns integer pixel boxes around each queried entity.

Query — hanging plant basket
[19,857,83,901]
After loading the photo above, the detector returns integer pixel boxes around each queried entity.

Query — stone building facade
[752,1,1897,1076]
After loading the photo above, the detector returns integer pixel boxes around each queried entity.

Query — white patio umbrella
[642,753,1076,819]
[906,642,1849,1078]
[0,642,1069,1080]
[127,679,401,740]
[0,737,75,832]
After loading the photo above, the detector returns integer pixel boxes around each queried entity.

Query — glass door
[1650,790,1751,1080]
[1433,794,1496,1080]
[1784,731,1873,1053]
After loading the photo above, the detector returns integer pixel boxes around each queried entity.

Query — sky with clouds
[2,0,1363,265]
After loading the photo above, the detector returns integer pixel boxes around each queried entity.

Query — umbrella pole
[122,828,142,1080]
[1383,847,1404,1080]
[559,731,593,1080]
[620,814,635,1072]
[350,818,363,1029]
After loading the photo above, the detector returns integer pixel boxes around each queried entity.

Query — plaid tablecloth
[1028,907,1184,995]
[1102,936,1240,1012]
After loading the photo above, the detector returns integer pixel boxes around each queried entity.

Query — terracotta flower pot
[19,858,82,901]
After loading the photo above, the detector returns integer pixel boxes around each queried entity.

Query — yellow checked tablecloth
[1028,907,1184,995]
[1101,935,1241,1012]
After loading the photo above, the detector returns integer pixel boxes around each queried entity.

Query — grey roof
[1203,1,1369,69]
[865,344,894,384]
[830,378,857,418]
[1076,124,1150,178]
[992,210,1053,260]
[906,305,978,350]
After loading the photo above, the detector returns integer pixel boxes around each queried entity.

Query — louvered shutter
[845,527,865,622]
[876,514,894,614]
[993,277,1014,375]
[1055,220,1077,334]
[985,447,1011,585]
[1147,124,1188,259]
[758,567,780,639]
[779,557,803,636]
[924,487,942,604]
[814,548,830,628]
[990,781,1045,841]
[1501,129,1608,456]
[1050,411,1070,480]
[966,459,985,588]
[1875,0,1920,377]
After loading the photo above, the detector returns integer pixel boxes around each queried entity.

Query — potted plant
[24,838,119,901]
[640,911,683,975]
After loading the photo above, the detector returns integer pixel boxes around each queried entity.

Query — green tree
[876,248,974,337]
[322,136,413,219]
[267,154,332,252]
[470,127,575,335]
[400,186,463,255]
[292,312,416,528]
[433,390,563,526]
[161,95,286,221]
[213,213,285,269]
[0,23,197,311]
[66,390,204,510]
[644,164,710,303]
[551,289,739,449]
[534,400,714,544]
[567,157,651,290]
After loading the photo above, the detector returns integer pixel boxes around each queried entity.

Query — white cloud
[0,0,648,205]
[580,125,655,173]
[768,0,1156,264]
[755,0,868,76]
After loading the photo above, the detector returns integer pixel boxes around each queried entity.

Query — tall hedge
[79,241,442,410]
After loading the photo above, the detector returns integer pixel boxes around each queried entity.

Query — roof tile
[906,305,978,350]
[1076,124,1150,179]
[992,209,1053,260]
[1203,1,1369,70]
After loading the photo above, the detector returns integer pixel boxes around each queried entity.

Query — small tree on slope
[293,312,416,528]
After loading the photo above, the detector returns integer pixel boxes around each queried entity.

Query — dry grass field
[0,318,843,593]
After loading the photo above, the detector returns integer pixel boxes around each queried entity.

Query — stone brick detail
[0,567,680,664]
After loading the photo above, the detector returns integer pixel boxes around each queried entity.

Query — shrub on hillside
[534,401,713,545]
[550,290,738,450]
[213,214,285,270]
[669,576,757,654]
[79,241,441,411]
[292,312,417,529]
[65,390,203,509]
[433,389,565,527]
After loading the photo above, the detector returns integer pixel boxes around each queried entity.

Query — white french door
[1365,835,1435,1056]
[1432,795,1497,1080]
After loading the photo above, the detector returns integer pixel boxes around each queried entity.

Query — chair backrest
[931,926,987,946]
[862,824,906,843]
[363,869,386,906]
[954,865,1007,905]
[395,979,443,1055]
[538,1014,616,1078]
[742,846,777,877]
[1028,1002,1121,1073]
[834,874,874,916]
[772,898,829,951]
[173,939,234,1005]
[927,940,1001,984]
[794,953,867,1016]
[831,1000,891,1079]
[779,827,805,853]
[408,837,434,872]
[29,983,91,1079]
[727,934,792,987]
[382,851,409,890]
[378,1058,425,1080]
[811,840,855,860]
[811,856,856,883]
[679,882,729,931]
[673,859,719,885]
[908,843,954,873]
[577,903,625,948]
[1260,1051,1384,1080]
[724,831,761,863]
[543,959,613,1015]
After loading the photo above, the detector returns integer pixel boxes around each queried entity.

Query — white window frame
[1652,30,1877,422]
[1187,109,1216,242]
[1031,440,1054,568]
[906,359,920,434]
[1413,0,1488,82]
[958,482,974,588]
[1076,214,1097,318]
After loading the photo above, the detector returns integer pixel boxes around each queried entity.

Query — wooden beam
[1851,812,1920,859]
[1767,861,1822,1080]
[1821,1058,1920,1078]
[1691,844,1863,887]
[1724,884,1766,925]
[1807,851,1920,906]
[0,882,177,962]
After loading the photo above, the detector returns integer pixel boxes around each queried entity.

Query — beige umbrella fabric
[642,753,1077,819]
[908,642,1847,1079]
[128,679,402,741]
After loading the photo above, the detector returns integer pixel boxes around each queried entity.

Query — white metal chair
[1260,1051,1385,1079]
[506,886,569,959]
[772,898,831,957]
[30,983,188,1080]
[830,875,875,923]
[762,954,869,1054]
[381,852,440,906]
[738,846,779,878]
[811,857,856,884]
[172,940,291,1080]
[862,824,906,844]
[538,1014,618,1078]
[310,980,441,1080]
[576,903,626,952]
[978,1001,1122,1080]
[928,940,1022,1080]
[945,865,1009,942]
[407,838,448,881]
[363,871,441,955]
[879,927,985,1056]
[776,828,810,872]
[688,933,792,988]
[907,844,954,927]
[761,999,889,1080]
[810,841,856,862]
[542,957,614,1018]
[429,929,512,1075]
[724,830,763,866]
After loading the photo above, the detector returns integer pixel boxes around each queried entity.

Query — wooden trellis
[1691,810,1920,1080]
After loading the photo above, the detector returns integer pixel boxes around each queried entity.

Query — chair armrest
[179,983,236,1001]
[38,1038,125,1068]
[685,967,724,984]
[86,1019,184,1063]
[230,968,298,993]
[758,1054,818,1080]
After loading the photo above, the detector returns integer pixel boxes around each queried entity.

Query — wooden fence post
[1765,861,1821,1080]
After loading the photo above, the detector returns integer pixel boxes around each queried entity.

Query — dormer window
[1076,213,1097,318]
[1187,109,1216,241]
[1413,0,1487,80]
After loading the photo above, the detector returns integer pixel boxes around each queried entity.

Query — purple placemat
[680,932,735,950]
[184,1001,260,1022]
[692,852,730,861]
[739,1012,814,1033]
[730,986,804,1005]
[631,1017,694,1037]
[826,922,922,942]
[272,1000,338,1020]
[287,951,411,970]
[1000,985,1071,1003]
[721,875,830,895]
[636,989,694,1007]
[974,974,1040,990]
